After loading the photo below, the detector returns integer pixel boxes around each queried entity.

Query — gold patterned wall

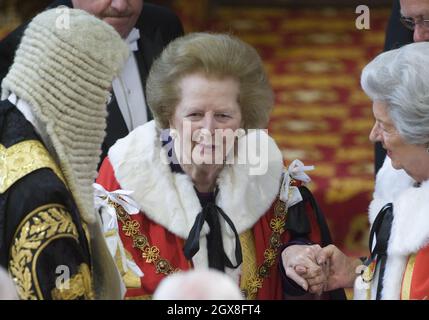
[168,0,211,32]
[0,0,19,36]
[0,0,51,38]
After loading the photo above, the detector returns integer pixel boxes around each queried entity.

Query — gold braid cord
[110,196,288,300]
[242,200,288,299]
[8,203,94,300]
[109,200,181,276]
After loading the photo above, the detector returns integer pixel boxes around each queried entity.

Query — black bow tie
[183,201,243,272]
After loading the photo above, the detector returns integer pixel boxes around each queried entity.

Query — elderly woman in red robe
[95,32,343,300]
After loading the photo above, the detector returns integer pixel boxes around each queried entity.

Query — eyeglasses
[400,15,429,31]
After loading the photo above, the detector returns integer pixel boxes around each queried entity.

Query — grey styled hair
[146,32,274,129]
[361,42,429,145]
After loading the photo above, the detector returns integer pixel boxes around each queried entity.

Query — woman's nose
[369,123,380,143]
[202,113,216,134]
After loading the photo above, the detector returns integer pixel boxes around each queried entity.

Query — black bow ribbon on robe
[367,203,393,300]
[183,201,243,272]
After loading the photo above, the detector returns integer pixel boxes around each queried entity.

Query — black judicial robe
[0,100,94,299]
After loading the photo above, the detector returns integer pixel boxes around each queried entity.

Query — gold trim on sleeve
[401,254,416,300]
[8,204,85,300]
[0,140,65,193]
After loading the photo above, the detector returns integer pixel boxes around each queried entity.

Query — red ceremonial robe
[96,121,322,299]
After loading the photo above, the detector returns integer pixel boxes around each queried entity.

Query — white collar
[8,93,40,134]
[107,120,284,239]
[7,93,57,160]
[369,157,429,255]
[126,28,140,52]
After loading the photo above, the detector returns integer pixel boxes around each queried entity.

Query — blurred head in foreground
[153,269,244,300]
[0,267,18,300]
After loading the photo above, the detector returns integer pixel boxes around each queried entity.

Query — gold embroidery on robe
[8,204,87,299]
[240,199,290,300]
[51,263,95,300]
[0,140,65,193]
[242,199,288,299]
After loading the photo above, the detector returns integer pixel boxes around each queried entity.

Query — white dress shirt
[112,28,148,132]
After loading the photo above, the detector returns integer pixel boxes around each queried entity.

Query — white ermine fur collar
[108,121,284,279]
[355,157,429,299]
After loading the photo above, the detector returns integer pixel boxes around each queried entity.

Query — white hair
[153,269,244,300]
[361,42,429,145]
[0,267,18,300]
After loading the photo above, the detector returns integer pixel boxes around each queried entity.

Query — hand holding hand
[314,244,361,291]
[281,244,326,294]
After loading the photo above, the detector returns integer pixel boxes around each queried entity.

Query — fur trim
[368,157,414,225]
[361,157,429,299]
[380,255,408,300]
[388,179,429,255]
[108,120,284,271]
